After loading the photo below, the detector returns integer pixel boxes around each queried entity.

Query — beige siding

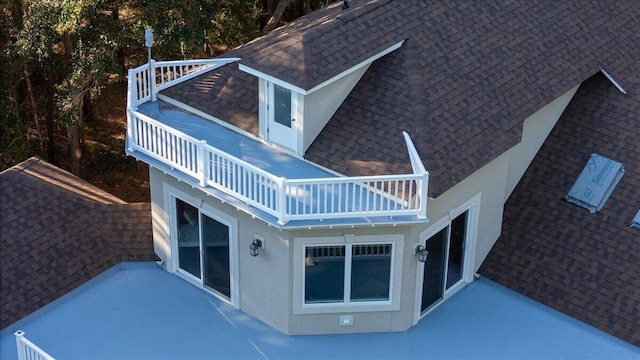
[302,65,370,152]
[422,85,579,271]
[149,168,291,334]
[147,85,579,335]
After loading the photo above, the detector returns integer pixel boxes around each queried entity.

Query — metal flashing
[600,69,628,95]
[566,153,625,213]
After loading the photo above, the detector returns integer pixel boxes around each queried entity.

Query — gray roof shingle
[480,71,640,347]
[163,0,639,197]
[0,158,156,329]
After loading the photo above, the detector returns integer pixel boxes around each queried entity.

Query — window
[305,243,392,304]
[273,84,292,127]
[294,234,403,314]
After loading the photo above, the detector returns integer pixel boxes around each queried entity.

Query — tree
[0,23,32,168]
[16,0,122,175]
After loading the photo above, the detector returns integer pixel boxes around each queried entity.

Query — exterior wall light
[250,239,263,257]
[415,245,429,263]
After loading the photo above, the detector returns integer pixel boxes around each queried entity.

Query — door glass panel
[351,244,392,302]
[421,228,447,313]
[202,214,231,298]
[274,84,291,128]
[305,245,345,303]
[446,211,468,289]
[176,199,201,279]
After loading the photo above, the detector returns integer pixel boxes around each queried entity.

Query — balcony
[126,60,429,227]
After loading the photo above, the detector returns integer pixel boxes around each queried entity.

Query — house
[0,157,155,330]
[125,0,640,338]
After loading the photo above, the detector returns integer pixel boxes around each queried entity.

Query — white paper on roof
[566,153,625,213]
[632,210,640,230]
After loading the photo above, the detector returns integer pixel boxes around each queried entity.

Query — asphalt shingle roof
[480,71,640,347]
[164,0,639,198]
[0,158,156,329]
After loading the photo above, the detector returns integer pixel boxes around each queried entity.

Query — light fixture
[415,245,429,263]
[249,239,263,257]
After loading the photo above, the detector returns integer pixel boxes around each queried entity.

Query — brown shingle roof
[0,158,155,329]
[480,71,640,347]
[163,0,639,198]
[164,0,640,197]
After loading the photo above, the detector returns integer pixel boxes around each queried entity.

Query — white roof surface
[2,262,638,359]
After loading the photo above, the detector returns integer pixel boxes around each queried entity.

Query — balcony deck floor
[2,262,638,360]
[137,100,334,180]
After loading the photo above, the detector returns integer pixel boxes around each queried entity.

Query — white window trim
[413,193,481,324]
[293,233,404,315]
[163,183,240,308]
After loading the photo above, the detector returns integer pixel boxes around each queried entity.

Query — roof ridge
[0,157,126,206]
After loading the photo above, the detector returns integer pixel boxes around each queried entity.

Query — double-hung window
[293,234,404,314]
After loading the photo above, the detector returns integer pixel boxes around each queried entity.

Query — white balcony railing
[15,331,55,360]
[126,60,429,225]
[127,58,240,108]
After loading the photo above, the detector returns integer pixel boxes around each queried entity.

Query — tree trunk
[262,0,292,34]
[303,0,311,14]
[82,91,93,123]
[66,116,82,178]
[113,7,126,70]
[68,119,82,176]
[64,32,73,61]
[23,64,45,153]
[45,80,55,163]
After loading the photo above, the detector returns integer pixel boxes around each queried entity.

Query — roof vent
[632,210,640,230]
[566,153,625,213]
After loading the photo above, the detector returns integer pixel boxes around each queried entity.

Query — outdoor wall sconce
[415,245,429,263]
[249,239,263,257]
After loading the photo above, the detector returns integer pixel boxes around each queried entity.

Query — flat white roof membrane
[566,153,625,213]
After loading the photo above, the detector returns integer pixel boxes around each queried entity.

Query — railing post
[419,172,429,219]
[127,68,136,109]
[126,108,134,152]
[198,140,207,186]
[149,59,157,102]
[15,330,25,360]
[277,178,286,225]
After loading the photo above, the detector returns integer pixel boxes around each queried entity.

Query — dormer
[239,41,404,155]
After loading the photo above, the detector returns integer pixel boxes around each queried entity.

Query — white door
[267,83,297,152]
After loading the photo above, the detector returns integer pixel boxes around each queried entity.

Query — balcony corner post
[150,59,157,102]
[198,139,207,187]
[420,172,429,219]
[126,108,134,153]
[127,68,136,109]
[277,177,287,225]
[15,330,25,360]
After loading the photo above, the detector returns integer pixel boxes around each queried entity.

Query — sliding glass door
[174,197,232,301]
[202,214,231,298]
[420,210,469,314]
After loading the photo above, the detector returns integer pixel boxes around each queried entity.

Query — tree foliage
[2,0,338,173]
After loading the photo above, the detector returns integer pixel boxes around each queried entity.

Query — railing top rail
[154,58,240,67]
[130,62,150,73]
[403,131,428,175]
[284,173,422,185]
